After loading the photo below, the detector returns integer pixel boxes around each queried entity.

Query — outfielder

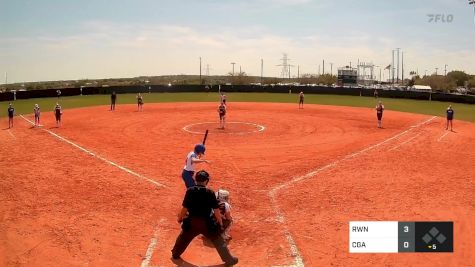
[220,92,227,106]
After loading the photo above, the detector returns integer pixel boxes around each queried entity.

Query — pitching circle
[182,122,266,135]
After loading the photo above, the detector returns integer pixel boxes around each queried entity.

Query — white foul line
[270,116,437,194]
[269,192,305,267]
[268,116,437,266]
[7,129,16,139]
[20,115,165,188]
[437,131,450,142]
[140,221,164,267]
[388,133,421,152]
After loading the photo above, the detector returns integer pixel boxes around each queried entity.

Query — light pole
[444,64,448,76]
[435,67,439,76]
[396,48,400,84]
[375,66,381,83]
[230,62,236,76]
[199,57,202,84]
[329,63,333,76]
[260,59,263,84]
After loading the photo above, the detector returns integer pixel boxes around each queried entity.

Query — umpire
[171,170,238,266]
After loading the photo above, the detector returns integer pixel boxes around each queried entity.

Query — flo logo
[427,14,454,23]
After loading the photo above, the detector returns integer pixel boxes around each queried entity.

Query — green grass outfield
[1,93,474,122]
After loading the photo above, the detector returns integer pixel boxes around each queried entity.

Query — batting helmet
[194,144,206,154]
[195,170,210,183]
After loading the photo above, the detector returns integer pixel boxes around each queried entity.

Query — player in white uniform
[34,104,41,126]
[220,92,227,106]
[181,144,210,188]
[216,189,233,242]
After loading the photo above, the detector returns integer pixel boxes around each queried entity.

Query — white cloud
[0,20,474,83]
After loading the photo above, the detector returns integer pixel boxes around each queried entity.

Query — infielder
[299,91,304,109]
[218,103,226,129]
[446,105,454,131]
[34,104,41,126]
[376,101,384,128]
[7,103,14,128]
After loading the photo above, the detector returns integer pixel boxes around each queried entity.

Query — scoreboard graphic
[349,221,453,253]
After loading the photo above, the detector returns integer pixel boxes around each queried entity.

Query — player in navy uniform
[110,91,117,111]
[172,170,238,266]
[218,103,226,129]
[299,91,304,109]
[7,103,14,128]
[182,144,210,189]
[446,105,454,131]
[375,101,384,128]
[137,93,144,111]
[54,103,62,127]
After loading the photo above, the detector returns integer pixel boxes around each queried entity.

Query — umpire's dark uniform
[171,170,238,266]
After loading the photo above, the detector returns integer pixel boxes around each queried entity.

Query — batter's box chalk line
[182,121,266,135]
[19,115,166,188]
[267,116,436,266]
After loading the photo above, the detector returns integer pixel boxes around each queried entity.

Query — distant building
[410,85,432,92]
[337,66,357,86]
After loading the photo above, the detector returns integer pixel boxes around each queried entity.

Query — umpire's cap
[195,170,210,182]
[194,144,206,154]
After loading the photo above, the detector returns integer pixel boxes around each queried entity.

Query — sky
[1,0,474,83]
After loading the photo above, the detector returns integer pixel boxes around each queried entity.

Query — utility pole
[401,51,404,83]
[435,67,439,76]
[260,59,263,84]
[396,48,400,83]
[392,50,395,84]
[444,64,448,76]
[230,62,236,76]
[205,64,211,76]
